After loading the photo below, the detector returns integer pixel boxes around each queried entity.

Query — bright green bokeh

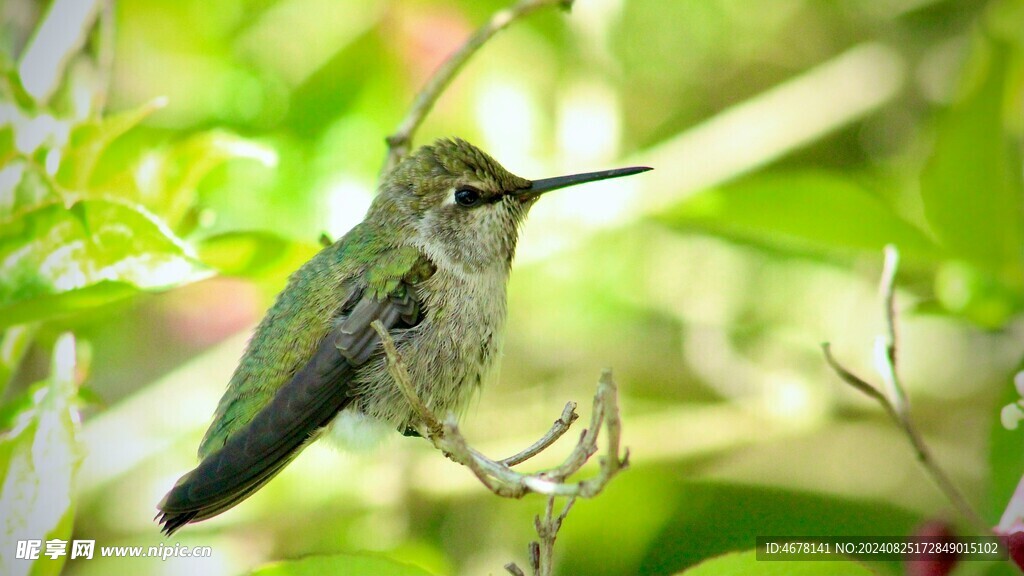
[1,0,1022,575]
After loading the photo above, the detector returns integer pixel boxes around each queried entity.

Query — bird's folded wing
[157,285,422,534]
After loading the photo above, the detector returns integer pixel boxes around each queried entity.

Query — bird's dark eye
[454,187,481,207]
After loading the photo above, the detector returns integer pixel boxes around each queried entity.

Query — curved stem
[822,245,988,534]
[381,0,573,176]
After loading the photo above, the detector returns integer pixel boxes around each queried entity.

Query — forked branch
[371,321,628,576]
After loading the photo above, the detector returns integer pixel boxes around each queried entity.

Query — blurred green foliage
[1,0,1023,575]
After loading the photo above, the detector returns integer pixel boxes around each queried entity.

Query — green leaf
[0,67,35,111]
[136,131,277,230]
[676,550,874,576]
[197,230,318,278]
[556,468,683,575]
[0,159,63,226]
[0,334,83,576]
[658,171,938,259]
[920,34,1024,279]
[55,128,276,235]
[0,282,139,329]
[634,482,920,575]
[249,554,437,576]
[0,199,212,328]
[55,97,167,190]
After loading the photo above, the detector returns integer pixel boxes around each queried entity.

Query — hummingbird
[156,138,650,534]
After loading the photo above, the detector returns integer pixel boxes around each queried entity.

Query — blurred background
[2,0,1023,574]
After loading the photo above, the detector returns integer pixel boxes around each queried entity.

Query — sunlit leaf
[248,554,437,576]
[1,63,36,112]
[676,550,873,576]
[0,159,63,225]
[920,35,1024,279]
[197,230,319,278]
[55,97,167,190]
[137,131,278,230]
[0,199,212,327]
[0,334,82,576]
[657,171,938,259]
[60,129,277,234]
[0,282,139,330]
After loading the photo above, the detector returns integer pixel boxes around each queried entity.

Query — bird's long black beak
[519,166,652,201]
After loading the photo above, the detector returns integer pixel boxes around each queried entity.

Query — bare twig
[375,320,627,493]
[501,402,579,467]
[880,245,899,372]
[822,244,987,533]
[381,0,574,175]
[536,496,576,574]
[504,562,527,576]
[508,495,576,575]
[877,245,907,411]
[373,323,627,576]
[822,343,898,423]
[371,320,443,438]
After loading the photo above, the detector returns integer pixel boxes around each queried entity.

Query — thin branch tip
[820,246,986,534]
[382,0,576,176]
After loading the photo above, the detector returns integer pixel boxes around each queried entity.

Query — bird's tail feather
[157,335,355,535]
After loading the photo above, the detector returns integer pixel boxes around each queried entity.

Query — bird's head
[370,138,650,272]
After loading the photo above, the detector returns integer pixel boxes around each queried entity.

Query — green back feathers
[197,225,423,458]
